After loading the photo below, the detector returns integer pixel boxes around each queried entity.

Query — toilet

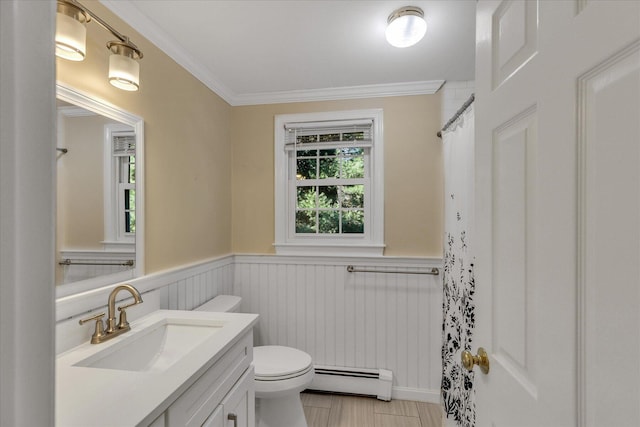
[196,295,314,427]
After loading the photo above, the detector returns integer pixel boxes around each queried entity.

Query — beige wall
[231,95,443,257]
[57,114,113,250]
[56,1,233,274]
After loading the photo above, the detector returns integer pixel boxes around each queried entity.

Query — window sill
[100,241,135,252]
[274,243,385,257]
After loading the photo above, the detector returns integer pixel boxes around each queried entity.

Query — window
[103,124,136,248]
[114,134,136,239]
[274,109,384,256]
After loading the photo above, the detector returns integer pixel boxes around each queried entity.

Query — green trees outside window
[295,147,365,234]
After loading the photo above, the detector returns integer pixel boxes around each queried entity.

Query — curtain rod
[437,93,475,138]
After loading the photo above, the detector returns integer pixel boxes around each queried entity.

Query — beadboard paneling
[57,254,443,401]
[56,256,234,351]
[233,256,443,399]
[161,261,234,311]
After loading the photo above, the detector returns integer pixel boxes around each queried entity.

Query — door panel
[492,108,538,397]
[491,0,537,88]
[579,41,640,427]
[475,1,640,426]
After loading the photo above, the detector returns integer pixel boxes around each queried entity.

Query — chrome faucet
[79,284,143,344]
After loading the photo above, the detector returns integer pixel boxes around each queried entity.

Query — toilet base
[256,393,308,427]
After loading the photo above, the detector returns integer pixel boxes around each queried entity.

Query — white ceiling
[101,0,476,105]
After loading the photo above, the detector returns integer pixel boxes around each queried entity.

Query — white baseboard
[392,386,441,404]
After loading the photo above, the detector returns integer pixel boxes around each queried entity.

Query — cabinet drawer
[166,331,253,427]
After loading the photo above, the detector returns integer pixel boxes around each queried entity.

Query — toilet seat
[253,346,313,381]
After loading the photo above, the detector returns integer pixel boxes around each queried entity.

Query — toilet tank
[194,295,242,313]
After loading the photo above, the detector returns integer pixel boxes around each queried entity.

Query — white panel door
[474,1,640,426]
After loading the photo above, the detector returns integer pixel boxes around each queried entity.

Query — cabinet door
[202,405,224,427]
[221,367,255,427]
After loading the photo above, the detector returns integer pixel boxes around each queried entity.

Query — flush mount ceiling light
[55,0,144,91]
[385,6,427,48]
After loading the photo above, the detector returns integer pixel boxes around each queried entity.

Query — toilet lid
[253,346,313,380]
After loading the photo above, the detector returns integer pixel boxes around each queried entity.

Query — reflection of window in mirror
[104,124,136,250]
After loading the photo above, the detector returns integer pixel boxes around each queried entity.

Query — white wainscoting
[56,255,234,353]
[56,254,444,402]
[233,255,443,402]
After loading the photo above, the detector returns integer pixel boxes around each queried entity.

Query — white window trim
[103,123,135,249]
[274,109,385,256]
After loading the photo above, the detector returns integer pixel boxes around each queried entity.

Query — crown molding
[232,80,445,106]
[100,1,445,106]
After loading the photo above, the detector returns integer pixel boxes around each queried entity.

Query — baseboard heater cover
[308,365,393,401]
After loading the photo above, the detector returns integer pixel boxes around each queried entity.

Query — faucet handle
[116,298,143,329]
[116,305,132,329]
[117,300,142,311]
[79,313,106,344]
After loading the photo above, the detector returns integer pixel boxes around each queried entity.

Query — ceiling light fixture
[385,6,427,48]
[55,0,144,91]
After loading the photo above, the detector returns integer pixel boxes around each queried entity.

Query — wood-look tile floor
[301,392,444,427]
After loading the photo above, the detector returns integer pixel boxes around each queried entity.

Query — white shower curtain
[441,104,476,427]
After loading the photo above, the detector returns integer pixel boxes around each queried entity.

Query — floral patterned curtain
[441,104,476,427]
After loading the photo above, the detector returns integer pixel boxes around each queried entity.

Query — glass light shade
[55,12,87,61]
[385,11,427,48]
[109,54,140,91]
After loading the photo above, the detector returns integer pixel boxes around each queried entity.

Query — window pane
[319,157,339,178]
[127,211,136,233]
[296,210,316,233]
[129,158,136,183]
[342,155,364,179]
[341,147,364,156]
[297,186,316,209]
[297,135,318,144]
[129,189,136,210]
[319,133,340,142]
[319,148,338,156]
[297,149,316,157]
[342,210,364,233]
[342,131,365,141]
[297,158,316,179]
[318,186,338,208]
[341,185,364,208]
[318,211,339,233]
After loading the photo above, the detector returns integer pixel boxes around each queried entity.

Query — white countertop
[56,310,258,427]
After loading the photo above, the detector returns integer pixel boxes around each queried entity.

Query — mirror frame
[55,82,144,299]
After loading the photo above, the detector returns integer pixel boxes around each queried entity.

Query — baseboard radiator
[308,365,393,401]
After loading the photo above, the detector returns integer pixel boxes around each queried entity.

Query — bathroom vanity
[56,310,258,427]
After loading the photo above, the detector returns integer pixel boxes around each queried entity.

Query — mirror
[55,83,144,298]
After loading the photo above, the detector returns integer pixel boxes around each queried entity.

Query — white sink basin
[74,317,223,372]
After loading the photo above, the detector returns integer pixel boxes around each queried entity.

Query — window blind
[113,134,136,157]
[284,119,373,151]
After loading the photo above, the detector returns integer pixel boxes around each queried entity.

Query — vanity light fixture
[55,1,89,61]
[55,0,144,91]
[385,6,427,48]
[107,40,142,91]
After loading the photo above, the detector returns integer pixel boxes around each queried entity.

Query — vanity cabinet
[56,311,259,427]
[203,368,254,427]
[161,331,255,427]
